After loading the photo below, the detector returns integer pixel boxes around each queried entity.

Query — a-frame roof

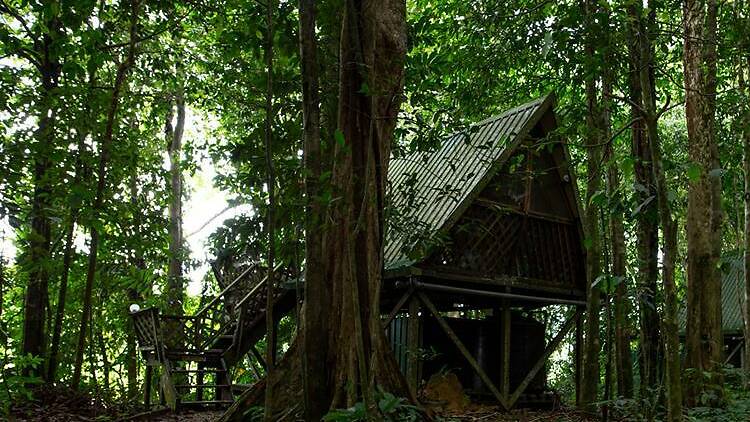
[385,93,567,270]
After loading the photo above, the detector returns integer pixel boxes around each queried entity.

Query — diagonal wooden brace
[507,307,580,408]
[416,291,510,410]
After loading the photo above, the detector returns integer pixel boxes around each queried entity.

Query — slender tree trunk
[626,4,662,402]
[48,69,96,381]
[743,66,750,386]
[72,0,141,388]
[166,78,186,314]
[22,12,62,379]
[298,0,328,419]
[604,93,634,399]
[634,3,682,416]
[740,16,750,387]
[580,0,603,409]
[683,0,723,407]
[263,1,278,419]
[46,220,75,381]
[97,291,111,392]
[127,170,145,400]
[0,253,5,346]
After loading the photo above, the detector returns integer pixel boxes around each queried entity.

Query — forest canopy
[1,0,750,421]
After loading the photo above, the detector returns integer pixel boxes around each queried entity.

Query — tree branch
[0,0,37,43]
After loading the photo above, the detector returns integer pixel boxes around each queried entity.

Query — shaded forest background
[0,0,749,420]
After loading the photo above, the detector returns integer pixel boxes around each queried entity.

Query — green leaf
[541,31,553,59]
[583,237,593,250]
[334,129,345,147]
[686,162,701,181]
[358,82,370,95]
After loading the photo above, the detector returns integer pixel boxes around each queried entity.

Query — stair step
[171,368,227,374]
[180,400,234,407]
[175,384,231,389]
[165,350,225,361]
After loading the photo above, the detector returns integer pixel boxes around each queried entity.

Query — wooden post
[144,365,152,408]
[417,292,509,410]
[501,299,511,401]
[196,363,204,402]
[406,296,420,394]
[575,306,583,406]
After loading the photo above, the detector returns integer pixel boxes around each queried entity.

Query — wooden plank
[416,292,509,410]
[508,308,579,408]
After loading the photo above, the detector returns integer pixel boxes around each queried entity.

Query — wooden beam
[250,344,267,370]
[416,291,509,410]
[415,266,585,299]
[725,341,743,365]
[475,195,576,225]
[412,281,587,306]
[507,308,579,408]
[382,288,413,328]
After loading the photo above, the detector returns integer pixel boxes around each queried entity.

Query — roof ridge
[472,94,550,127]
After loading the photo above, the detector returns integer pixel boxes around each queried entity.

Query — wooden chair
[131,307,165,408]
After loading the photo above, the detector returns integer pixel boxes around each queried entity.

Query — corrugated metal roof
[679,255,745,334]
[384,94,553,270]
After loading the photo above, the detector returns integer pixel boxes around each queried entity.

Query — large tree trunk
[683,0,723,407]
[626,4,662,399]
[230,1,409,419]
[71,0,141,388]
[22,12,62,379]
[579,0,603,409]
[634,2,682,417]
[319,0,409,410]
[166,80,186,314]
[298,0,328,419]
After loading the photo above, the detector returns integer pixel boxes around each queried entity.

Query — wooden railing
[159,263,283,352]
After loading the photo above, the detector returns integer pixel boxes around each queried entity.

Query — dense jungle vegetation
[1,0,750,421]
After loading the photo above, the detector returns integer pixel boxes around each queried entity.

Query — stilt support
[507,308,580,408]
[406,296,420,394]
[416,291,510,410]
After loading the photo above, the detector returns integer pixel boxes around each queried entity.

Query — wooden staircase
[131,263,296,410]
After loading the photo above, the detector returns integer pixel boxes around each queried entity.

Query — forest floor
[3,378,592,422]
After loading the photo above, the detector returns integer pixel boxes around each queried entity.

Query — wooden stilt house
[130,93,586,412]
[381,93,587,409]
